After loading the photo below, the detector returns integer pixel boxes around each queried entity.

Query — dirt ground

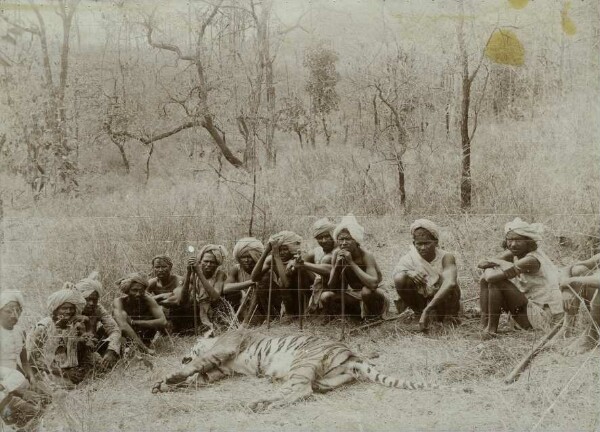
[39,314,600,432]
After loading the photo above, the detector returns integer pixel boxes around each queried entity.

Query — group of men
[1,214,598,429]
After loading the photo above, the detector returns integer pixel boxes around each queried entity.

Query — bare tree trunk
[395,156,406,205]
[321,115,331,145]
[458,5,472,210]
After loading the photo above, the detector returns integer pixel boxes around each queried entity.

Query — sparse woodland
[0,0,599,430]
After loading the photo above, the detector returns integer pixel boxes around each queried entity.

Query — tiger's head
[182,336,219,364]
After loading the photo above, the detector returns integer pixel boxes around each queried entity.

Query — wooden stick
[340,260,346,341]
[504,321,563,384]
[191,271,198,337]
[297,267,303,330]
[348,310,411,335]
[266,266,273,330]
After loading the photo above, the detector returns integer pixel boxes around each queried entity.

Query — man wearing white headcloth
[180,244,229,335]
[1,291,49,428]
[392,219,461,331]
[224,237,270,325]
[251,231,313,322]
[477,217,563,340]
[27,286,93,388]
[322,215,388,320]
[73,272,120,369]
[300,218,337,314]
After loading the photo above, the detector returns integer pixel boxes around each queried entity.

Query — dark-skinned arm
[328,249,344,289]
[251,242,272,282]
[223,267,255,294]
[129,296,167,329]
[425,253,458,311]
[478,250,513,269]
[485,255,540,283]
[345,250,380,290]
[192,263,221,302]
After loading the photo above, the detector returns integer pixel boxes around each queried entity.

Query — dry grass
[1,92,599,431]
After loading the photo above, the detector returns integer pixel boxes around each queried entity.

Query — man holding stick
[322,215,388,321]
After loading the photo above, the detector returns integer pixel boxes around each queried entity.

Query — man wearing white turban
[555,253,600,355]
[113,273,167,354]
[477,217,563,339]
[73,272,121,369]
[224,238,268,325]
[322,215,388,319]
[0,291,49,428]
[392,219,461,331]
[27,286,93,388]
[301,218,337,314]
[178,245,230,335]
[250,231,313,322]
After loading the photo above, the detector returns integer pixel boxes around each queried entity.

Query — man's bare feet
[562,328,599,356]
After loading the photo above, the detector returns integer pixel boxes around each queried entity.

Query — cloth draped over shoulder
[333,214,365,244]
[233,237,264,263]
[27,317,82,370]
[392,245,446,297]
[312,217,336,238]
[197,244,228,266]
[74,271,103,298]
[504,217,544,242]
[269,231,302,254]
[46,286,86,315]
[0,290,25,310]
[117,272,149,294]
[410,219,440,240]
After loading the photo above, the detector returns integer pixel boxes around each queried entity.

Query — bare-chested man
[224,237,267,324]
[146,255,187,333]
[556,253,600,355]
[302,218,336,314]
[113,273,167,354]
[321,215,388,320]
[250,231,313,322]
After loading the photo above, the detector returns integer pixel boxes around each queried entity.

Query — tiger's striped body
[152,329,439,410]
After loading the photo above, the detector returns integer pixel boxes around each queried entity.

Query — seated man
[224,237,268,325]
[322,214,388,320]
[146,255,187,333]
[180,244,229,336]
[27,286,93,388]
[73,272,120,369]
[393,219,461,331]
[303,218,337,314]
[113,273,167,354]
[250,231,313,322]
[557,253,600,355]
[1,291,49,429]
[477,218,563,340]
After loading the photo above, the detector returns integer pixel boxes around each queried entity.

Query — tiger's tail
[347,360,439,390]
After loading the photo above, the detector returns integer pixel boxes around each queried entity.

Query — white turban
[504,217,544,242]
[74,271,103,298]
[0,290,25,311]
[269,231,303,254]
[233,237,264,263]
[410,219,440,240]
[333,214,365,244]
[312,218,336,238]
[197,244,228,266]
[46,285,86,315]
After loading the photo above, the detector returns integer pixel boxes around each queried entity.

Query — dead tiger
[152,328,446,411]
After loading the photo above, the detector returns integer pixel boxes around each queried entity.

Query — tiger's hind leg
[248,366,316,411]
[313,373,355,393]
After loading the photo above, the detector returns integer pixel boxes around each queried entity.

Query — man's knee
[394,273,413,292]
[571,264,591,277]
[320,291,335,305]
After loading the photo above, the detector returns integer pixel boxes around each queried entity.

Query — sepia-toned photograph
[0,0,598,430]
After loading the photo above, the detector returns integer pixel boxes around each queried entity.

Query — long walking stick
[504,321,562,384]
[340,258,346,341]
[266,266,274,329]
[191,269,198,336]
[298,267,303,330]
